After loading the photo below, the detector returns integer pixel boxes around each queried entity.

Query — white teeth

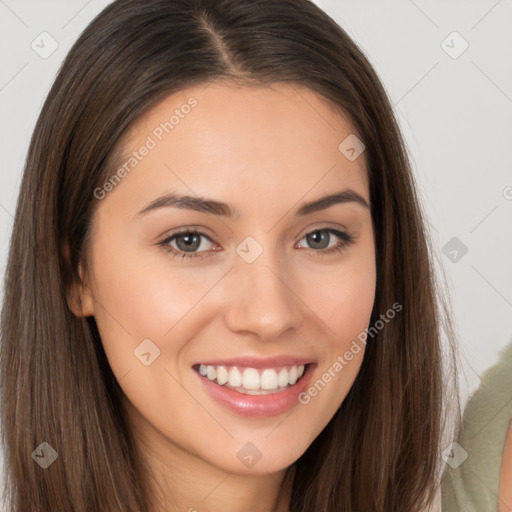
[216,366,228,385]
[228,367,242,387]
[198,364,307,392]
[278,368,289,388]
[206,365,216,381]
[260,369,278,390]
[242,368,260,390]
[288,365,298,385]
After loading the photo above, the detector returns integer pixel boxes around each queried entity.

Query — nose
[223,247,304,341]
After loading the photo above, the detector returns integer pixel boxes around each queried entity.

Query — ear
[62,242,95,318]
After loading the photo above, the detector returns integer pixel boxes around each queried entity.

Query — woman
[0,0,458,510]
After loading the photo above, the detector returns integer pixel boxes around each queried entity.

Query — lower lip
[195,364,316,417]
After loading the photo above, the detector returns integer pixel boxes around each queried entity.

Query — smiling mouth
[192,363,310,395]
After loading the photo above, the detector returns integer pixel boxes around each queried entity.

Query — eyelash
[157,227,356,261]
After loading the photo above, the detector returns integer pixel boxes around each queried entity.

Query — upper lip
[193,355,315,369]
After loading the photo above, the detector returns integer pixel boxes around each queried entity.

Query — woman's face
[77,82,376,476]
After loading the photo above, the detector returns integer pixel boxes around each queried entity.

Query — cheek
[295,249,375,416]
[301,251,376,345]
[90,241,221,342]
[328,264,376,337]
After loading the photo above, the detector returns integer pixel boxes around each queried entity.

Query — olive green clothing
[442,341,512,511]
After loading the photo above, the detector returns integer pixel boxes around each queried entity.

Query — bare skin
[500,422,512,512]
[69,82,376,512]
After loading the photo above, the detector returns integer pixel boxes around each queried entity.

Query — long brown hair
[0,0,458,510]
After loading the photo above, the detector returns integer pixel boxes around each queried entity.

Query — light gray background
[1,0,511,495]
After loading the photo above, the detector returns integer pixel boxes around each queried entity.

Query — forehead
[102,81,369,220]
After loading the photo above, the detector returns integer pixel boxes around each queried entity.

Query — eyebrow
[136,189,370,219]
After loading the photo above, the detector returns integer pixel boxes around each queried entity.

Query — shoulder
[499,422,512,512]
[442,340,512,511]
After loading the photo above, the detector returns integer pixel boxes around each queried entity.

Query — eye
[296,228,355,255]
[158,229,217,260]
[157,227,356,261]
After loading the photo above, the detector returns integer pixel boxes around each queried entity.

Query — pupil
[308,230,328,249]
[178,234,199,251]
